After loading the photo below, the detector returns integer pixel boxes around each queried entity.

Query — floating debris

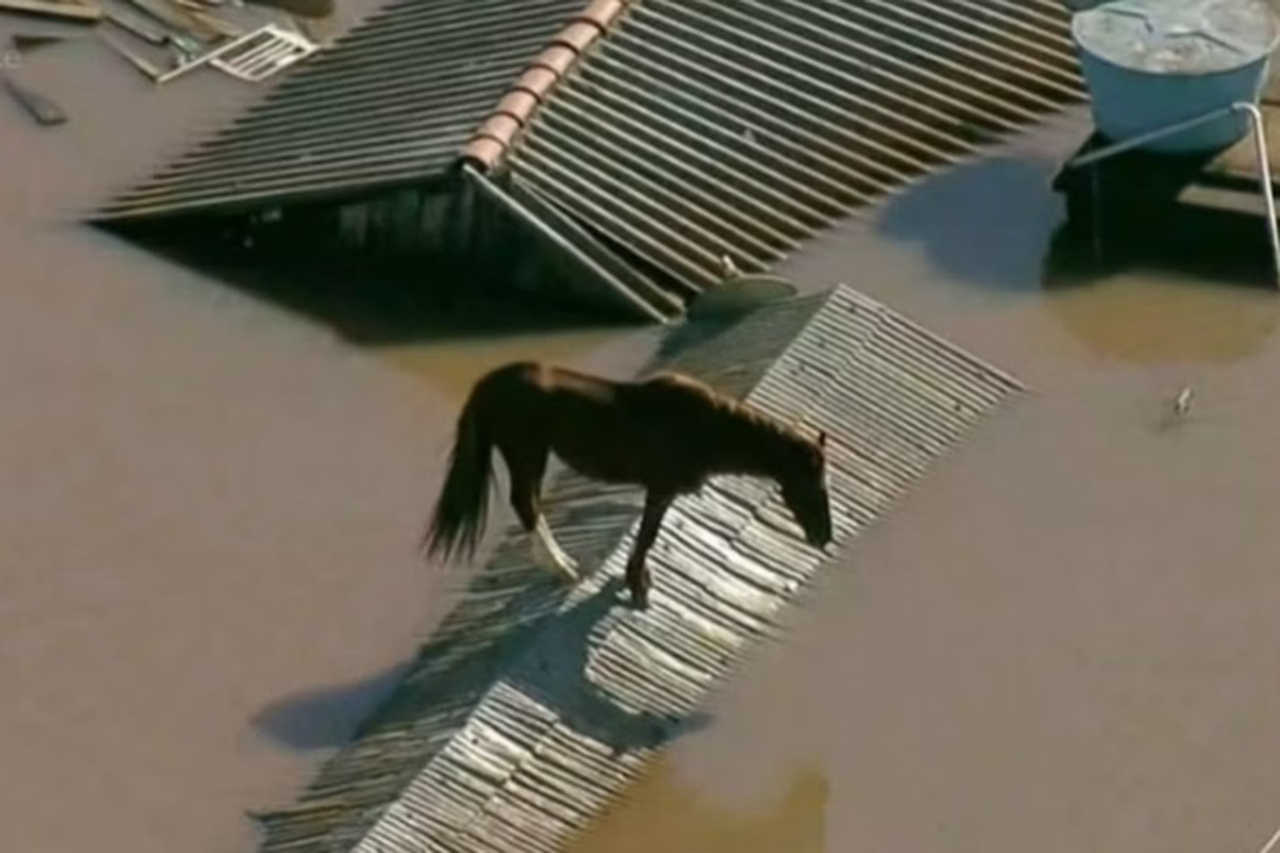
[99,30,166,80]
[1156,385,1196,432]
[1172,386,1194,419]
[155,23,316,83]
[0,0,101,22]
[119,0,220,42]
[10,32,71,52]
[2,70,66,125]
[105,8,168,45]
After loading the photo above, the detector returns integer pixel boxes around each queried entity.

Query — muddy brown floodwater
[563,757,829,853]
[4,14,1280,852]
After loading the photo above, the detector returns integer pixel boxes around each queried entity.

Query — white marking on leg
[530,515,579,582]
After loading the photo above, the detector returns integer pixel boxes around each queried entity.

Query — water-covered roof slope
[89,0,592,221]
[490,0,1086,301]
[248,283,1026,853]
[91,0,1085,242]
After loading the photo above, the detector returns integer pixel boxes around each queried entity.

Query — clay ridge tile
[459,0,632,172]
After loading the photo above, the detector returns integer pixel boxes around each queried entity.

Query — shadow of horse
[252,662,416,751]
[508,577,714,754]
[253,574,710,759]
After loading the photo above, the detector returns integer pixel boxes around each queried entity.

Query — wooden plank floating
[252,284,1026,853]
[0,0,101,22]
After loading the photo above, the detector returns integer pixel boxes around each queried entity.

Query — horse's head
[779,429,833,549]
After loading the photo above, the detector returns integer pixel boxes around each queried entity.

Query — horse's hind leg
[500,440,579,582]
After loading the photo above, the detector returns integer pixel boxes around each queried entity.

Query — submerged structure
[92,0,1086,322]
[1051,0,1280,282]
[247,283,1026,852]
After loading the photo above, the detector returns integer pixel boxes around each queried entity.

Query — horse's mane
[652,371,814,451]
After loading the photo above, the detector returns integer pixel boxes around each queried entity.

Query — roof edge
[456,0,632,173]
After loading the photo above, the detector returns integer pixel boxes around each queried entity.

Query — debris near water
[0,0,101,23]
[1156,385,1196,431]
[10,31,73,50]
[1,68,65,123]
[1172,386,1194,418]
[1,0,323,98]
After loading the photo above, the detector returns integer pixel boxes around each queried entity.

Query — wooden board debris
[2,72,66,124]
[0,0,101,23]
[98,30,165,79]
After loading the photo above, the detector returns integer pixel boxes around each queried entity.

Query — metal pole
[1235,102,1280,288]
[1066,105,1236,169]
[460,164,673,323]
[1063,102,1280,288]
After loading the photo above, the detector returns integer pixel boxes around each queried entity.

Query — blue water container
[1072,0,1280,153]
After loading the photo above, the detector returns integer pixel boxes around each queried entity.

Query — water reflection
[874,151,1280,364]
[1042,227,1280,364]
[563,757,828,853]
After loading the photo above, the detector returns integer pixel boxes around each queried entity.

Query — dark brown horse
[422,361,833,609]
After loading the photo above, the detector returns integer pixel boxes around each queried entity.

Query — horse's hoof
[629,589,649,610]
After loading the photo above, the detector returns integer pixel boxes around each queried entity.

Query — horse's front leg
[626,490,674,610]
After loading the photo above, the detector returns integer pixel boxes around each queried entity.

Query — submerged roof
[248,283,1026,853]
[90,0,593,221]
[493,0,1087,296]
[92,0,1085,234]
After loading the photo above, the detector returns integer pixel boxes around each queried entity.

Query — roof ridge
[458,0,633,173]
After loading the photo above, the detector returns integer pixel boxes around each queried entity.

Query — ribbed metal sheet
[91,0,585,221]
[249,284,1026,853]
[506,0,1087,298]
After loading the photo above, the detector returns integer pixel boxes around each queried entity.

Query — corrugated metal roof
[501,0,1086,297]
[249,284,1026,853]
[90,0,588,221]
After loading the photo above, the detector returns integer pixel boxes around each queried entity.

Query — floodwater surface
[6,20,1280,853]
[1044,269,1280,364]
[383,323,633,402]
[563,758,828,853]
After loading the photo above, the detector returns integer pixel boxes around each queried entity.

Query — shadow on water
[875,155,1064,294]
[101,218,638,349]
[254,576,711,755]
[875,153,1280,363]
[252,662,416,751]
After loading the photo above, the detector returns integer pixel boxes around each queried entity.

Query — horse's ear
[817,429,827,449]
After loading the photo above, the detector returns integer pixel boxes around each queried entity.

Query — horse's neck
[706,408,794,481]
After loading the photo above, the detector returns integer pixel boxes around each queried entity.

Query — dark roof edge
[456,0,632,173]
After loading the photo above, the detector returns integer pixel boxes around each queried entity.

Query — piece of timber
[10,32,71,51]
[184,7,243,38]
[105,9,167,45]
[2,72,66,125]
[0,0,101,23]
[98,30,165,80]
[118,0,218,42]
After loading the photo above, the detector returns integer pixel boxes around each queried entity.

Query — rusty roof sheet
[90,0,593,221]
[248,283,1026,853]
[499,0,1087,299]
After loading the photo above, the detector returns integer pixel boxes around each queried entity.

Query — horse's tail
[422,387,495,563]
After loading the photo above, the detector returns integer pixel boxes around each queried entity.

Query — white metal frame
[155,24,317,85]
[1064,102,1280,287]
